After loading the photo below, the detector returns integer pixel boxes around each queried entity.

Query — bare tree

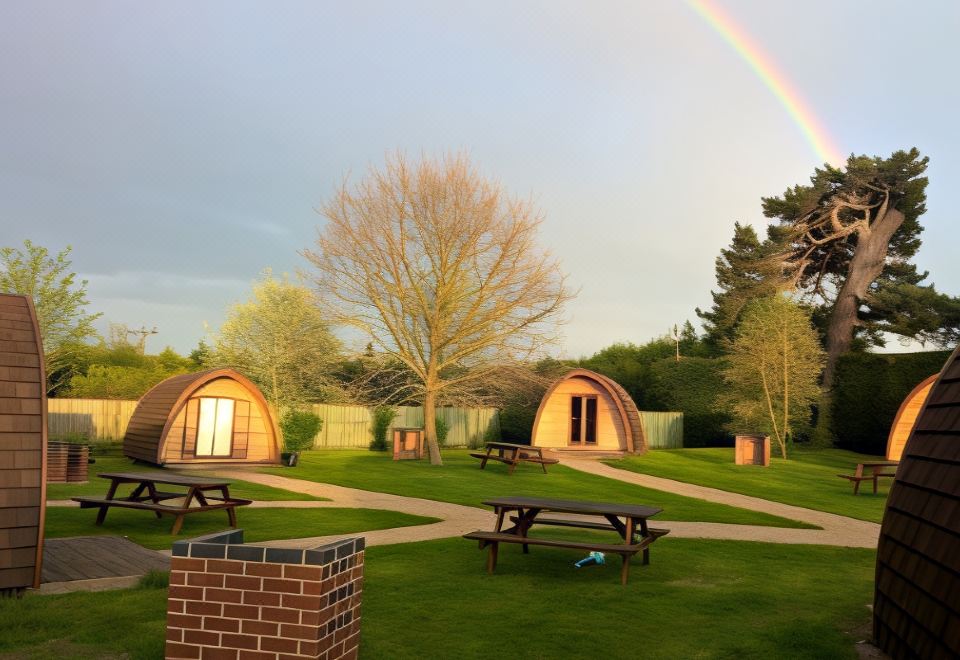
[304,153,572,465]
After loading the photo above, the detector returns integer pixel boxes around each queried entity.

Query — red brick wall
[165,531,363,660]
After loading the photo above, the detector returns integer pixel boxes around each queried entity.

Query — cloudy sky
[2,0,958,357]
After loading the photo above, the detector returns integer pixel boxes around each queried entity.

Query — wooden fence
[640,411,684,449]
[47,398,500,449]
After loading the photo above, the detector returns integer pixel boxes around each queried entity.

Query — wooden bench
[464,530,654,584]
[73,495,253,535]
[508,515,670,564]
[470,442,559,474]
[837,461,898,494]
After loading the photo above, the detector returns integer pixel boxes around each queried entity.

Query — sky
[2,0,959,358]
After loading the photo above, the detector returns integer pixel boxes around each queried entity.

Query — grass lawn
[261,450,816,529]
[608,447,892,522]
[0,537,876,659]
[44,506,437,550]
[45,454,327,502]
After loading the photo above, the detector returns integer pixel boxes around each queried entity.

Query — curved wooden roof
[123,368,277,464]
[532,368,646,453]
[885,373,938,462]
[874,347,960,658]
[0,294,47,590]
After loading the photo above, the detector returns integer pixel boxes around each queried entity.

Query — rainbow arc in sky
[688,0,845,167]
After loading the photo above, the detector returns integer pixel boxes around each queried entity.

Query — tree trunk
[423,386,443,466]
[821,208,905,388]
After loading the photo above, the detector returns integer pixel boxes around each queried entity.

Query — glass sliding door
[195,397,235,457]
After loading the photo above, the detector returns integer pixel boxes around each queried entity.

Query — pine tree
[696,223,782,348]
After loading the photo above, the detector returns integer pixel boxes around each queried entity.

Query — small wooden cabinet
[735,434,770,466]
[392,428,424,460]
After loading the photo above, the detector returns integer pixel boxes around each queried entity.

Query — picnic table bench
[464,496,669,585]
[71,472,252,535]
[837,461,899,494]
[469,442,559,474]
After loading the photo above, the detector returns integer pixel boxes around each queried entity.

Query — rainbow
[688,0,844,166]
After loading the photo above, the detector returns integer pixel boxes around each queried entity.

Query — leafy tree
[762,149,960,385]
[305,153,572,465]
[209,271,343,410]
[0,240,101,392]
[720,296,825,458]
[697,223,782,349]
[63,338,193,399]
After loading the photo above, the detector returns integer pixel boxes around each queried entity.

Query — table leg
[494,507,505,532]
[145,482,163,518]
[96,479,120,525]
[620,555,631,586]
[171,514,185,536]
[227,506,237,527]
[508,449,519,476]
[487,541,499,574]
[639,519,650,565]
[872,467,880,494]
[519,508,539,554]
[480,447,492,469]
[853,464,864,495]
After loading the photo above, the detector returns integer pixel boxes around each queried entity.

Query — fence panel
[48,399,139,442]
[639,411,684,449]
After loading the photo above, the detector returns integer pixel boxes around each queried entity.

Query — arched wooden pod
[874,346,960,659]
[123,369,281,466]
[531,368,646,454]
[0,294,47,591]
[885,373,938,462]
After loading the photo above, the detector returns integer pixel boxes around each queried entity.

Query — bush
[647,357,730,447]
[370,405,397,451]
[832,350,950,454]
[280,409,323,453]
[435,415,449,447]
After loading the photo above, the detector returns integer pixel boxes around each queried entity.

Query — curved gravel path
[47,463,881,550]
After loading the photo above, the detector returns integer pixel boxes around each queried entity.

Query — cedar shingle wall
[0,294,46,591]
[874,347,960,659]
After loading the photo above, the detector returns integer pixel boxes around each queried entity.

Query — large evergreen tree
[762,148,960,385]
[696,222,781,348]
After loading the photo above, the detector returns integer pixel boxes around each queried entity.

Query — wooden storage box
[735,434,770,466]
[392,428,424,460]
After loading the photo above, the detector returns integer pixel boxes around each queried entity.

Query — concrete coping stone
[171,529,365,565]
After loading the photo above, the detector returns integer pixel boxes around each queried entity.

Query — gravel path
[47,463,881,550]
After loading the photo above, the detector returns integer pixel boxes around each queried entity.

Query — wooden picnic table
[464,495,669,584]
[71,471,252,535]
[468,442,559,474]
[837,461,899,494]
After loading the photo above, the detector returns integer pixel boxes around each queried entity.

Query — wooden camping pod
[0,294,47,592]
[885,373,938,462]
[122,369,281,466]
[874,347,960,659]
[531,368,646,454]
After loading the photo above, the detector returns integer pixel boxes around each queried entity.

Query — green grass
[0,537,876,659]
[45,454,327,502]
[608,447,892,522]
[44,506,437,550]
[261,450,815,529]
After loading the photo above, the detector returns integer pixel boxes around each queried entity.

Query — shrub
[370,405,397,451]
[832,350,950,454]
[280,409,323,453]
[647,357,730,447]
[435,415,449,447]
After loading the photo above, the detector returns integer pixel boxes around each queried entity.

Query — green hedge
[831,350,950,455]
[646,357,730,447]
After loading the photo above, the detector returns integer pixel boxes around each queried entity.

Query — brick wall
[165,530,363,660]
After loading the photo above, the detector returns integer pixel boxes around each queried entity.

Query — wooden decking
[41,536,168,583]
